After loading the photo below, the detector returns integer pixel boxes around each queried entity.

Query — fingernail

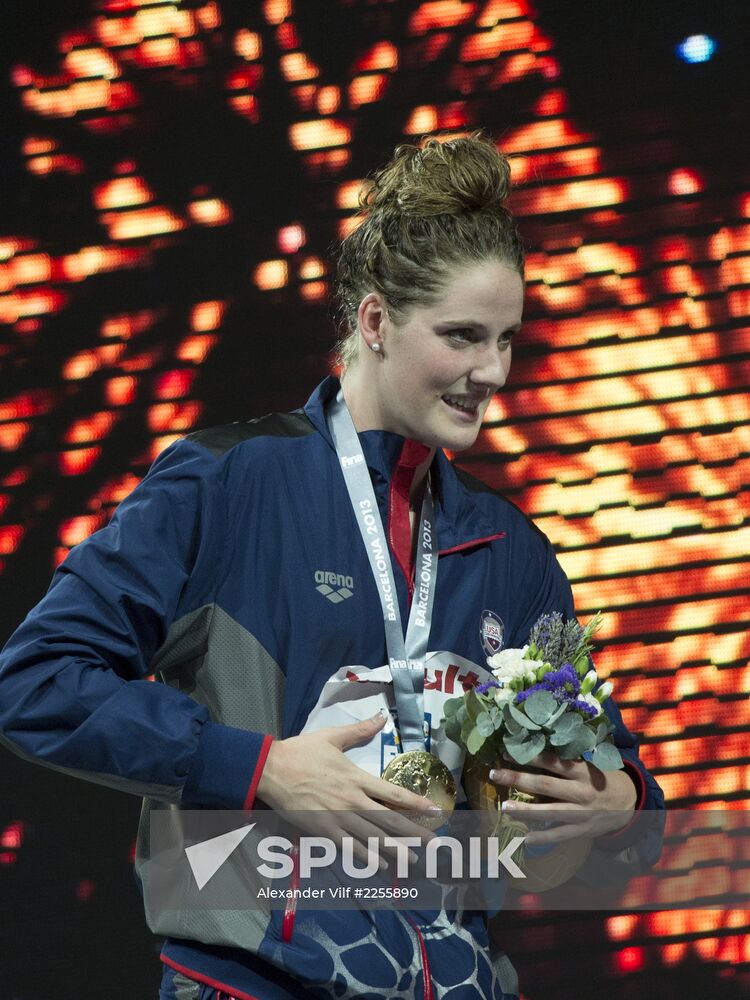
[489,769,500,782]
[370,710,384,721]
[501,800,516,813]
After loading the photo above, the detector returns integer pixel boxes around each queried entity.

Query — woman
[0,134,663,999]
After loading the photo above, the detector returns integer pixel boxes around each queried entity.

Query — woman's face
[360,258,524,452]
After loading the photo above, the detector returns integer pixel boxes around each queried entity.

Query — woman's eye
[448,328,476,343]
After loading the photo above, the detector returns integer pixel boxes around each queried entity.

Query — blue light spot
[677,34,717,64]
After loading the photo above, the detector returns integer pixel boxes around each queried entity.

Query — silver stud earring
[371,343,381,352]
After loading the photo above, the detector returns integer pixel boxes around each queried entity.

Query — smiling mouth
[441,395,483,418]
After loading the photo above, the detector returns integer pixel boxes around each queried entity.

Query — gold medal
[382,749,456,827]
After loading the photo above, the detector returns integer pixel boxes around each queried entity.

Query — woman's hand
[257,712,439,864]
[489,750,637,845]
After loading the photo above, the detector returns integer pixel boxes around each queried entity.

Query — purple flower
[476,680,500,695]
[514,662,582,707]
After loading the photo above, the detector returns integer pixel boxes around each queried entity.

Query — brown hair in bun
[333,131,524,370]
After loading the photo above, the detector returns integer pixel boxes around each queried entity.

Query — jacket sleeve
[0,438,272,810]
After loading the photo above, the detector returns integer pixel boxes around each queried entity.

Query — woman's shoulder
[185,407,315,459]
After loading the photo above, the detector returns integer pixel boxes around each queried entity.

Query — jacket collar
[304,375,498,552]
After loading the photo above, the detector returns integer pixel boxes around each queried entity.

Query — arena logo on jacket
[315,569,354,603]
[480,609,504,657]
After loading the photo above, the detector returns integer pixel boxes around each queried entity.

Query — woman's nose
[471,343,511,389]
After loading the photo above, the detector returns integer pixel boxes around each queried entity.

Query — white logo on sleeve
[315,570,354,603]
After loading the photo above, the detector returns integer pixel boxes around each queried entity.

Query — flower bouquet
[442,611,623,867]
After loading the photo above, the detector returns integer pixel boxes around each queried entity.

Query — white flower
[580,669,598,694]
[493,686,515,706]
[581,692,604,718]
[597,680,613,702]
[487,646,543,689]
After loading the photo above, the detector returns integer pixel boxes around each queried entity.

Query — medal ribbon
[327,389,438,753]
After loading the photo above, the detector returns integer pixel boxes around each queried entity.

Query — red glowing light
[154,369,196,400]
[669,168,704,196]
[1,821,25,849]
[615,947,645,973]
[75,879,96,902]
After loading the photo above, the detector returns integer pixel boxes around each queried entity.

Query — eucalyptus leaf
[595,720,612,745]
[466,727,486,756]
[549,715,584,746]
[444,715,461,744]
[504,715,523,737]
[506,701,541,731]
[545,701,569,728]
[503,731,545,765]
[591,741,624,772]
[476,712,495,738]
[465,688,482,723]
[443,698,462,719]
[524,690,558,725]
[456,704,468,727]
[557,728,597,759]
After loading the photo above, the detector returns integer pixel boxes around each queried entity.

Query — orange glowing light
[94,176,152,210]
[195,2,220,30]
[349,75,389,107]
[59,448,102,476]
[60,515,107,548]
[105,376,137,406]
[409,1,475,34]
[11,254,52,285]
[150,433,182,461]
[138,36,181,67]
[65,411,118,445]
[0,526,25,554]
[317,85,340,115]
[288,119,351,151]
[64,47,119,80]
[264,0,292,25]
[177,334,218,363]
[101,207,186,240]
[188,198,232,226]
[234,29,262,60]
[405,105,438,134]
[460,21,536,61]
[299,256,325,280]
[356,42,398,72]
[0,424,31,451]
[280,52,320,83]
[191,301,225,331]
[254,259,289,290]
[299,281,327,302]
[63,350,100,381]
[147,401,202,432]
[669,168,704,196]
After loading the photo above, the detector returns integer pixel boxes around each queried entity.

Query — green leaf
[456,704,468,727]
[444,715,461,745]
[506,701,541,731]
[465,688,482,722]
[545,701,569,728]
[476,712,495,738]
[503,731,545,765]
[466,726,486,756]
[591,742,624,772]
[442,698,462,719]
[504,714,523,737]
[524,690,558,725]
[557,728,597,759]
[595,719,613,745]
[549,714,584,746]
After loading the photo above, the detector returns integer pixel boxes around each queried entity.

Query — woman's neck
[340,369,435,500]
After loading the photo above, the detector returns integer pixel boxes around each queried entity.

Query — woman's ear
[357,293,387,353]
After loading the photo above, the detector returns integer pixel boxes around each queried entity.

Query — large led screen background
[0,2,748,998]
